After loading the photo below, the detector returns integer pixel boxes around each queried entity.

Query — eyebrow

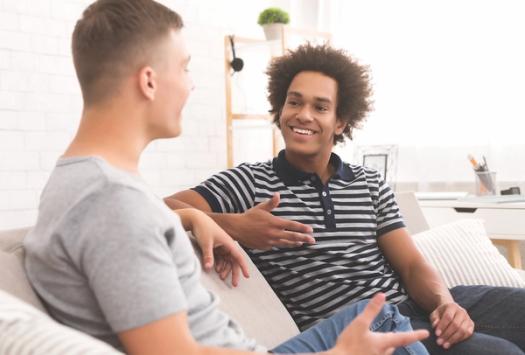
[287,91,333,104]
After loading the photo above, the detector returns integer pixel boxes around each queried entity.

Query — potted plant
[258,7,290,41]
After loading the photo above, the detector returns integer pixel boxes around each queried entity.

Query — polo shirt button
[322,191,327,197]
[327,209,332,215]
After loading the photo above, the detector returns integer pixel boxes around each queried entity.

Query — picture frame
[362,153,388,180]
[354,145,399,189]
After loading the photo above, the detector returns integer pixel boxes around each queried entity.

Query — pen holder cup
[475,171,497,196]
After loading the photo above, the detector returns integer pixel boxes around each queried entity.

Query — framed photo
[355,145,399,189]
[362,154,388,180]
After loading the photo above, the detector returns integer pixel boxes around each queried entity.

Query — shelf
[232,113,272,121]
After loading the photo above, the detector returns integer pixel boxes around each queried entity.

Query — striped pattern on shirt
[194,151,408,331]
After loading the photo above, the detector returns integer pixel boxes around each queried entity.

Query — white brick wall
[0,0,286,229]
[3,1,524,231]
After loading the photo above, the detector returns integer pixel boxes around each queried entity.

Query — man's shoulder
[63,157,154,207]
[345,163,381,183]
[236,159,274,172]
[80,181,172,235]
[43,156,171,235]
[223,160,276,181]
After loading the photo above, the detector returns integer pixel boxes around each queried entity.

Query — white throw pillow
[0,290,122,355]
[412,219,525,288]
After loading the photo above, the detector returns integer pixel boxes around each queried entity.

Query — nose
[296,104,313,122]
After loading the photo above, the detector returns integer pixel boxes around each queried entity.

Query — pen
[482,155,489,172]
[468,154,482,171]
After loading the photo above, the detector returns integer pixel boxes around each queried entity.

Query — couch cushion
[0,289,122,354]
[195,241,300,349]
[413,219,525,288]
[0,227,29,252]
[0,227,46,312]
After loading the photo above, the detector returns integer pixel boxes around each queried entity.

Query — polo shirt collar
[273,150,354,185]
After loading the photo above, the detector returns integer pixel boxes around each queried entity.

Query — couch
[1,220,524,354]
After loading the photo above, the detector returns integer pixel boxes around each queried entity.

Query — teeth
[292,127,314,135]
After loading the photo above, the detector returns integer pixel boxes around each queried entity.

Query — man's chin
[151,127,181,140]
[166,120,182,138]
[283,143,319,157]
[168,129,182,139]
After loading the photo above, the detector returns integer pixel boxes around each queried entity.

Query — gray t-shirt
[24,156,263,352]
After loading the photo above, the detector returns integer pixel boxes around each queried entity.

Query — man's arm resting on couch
[165,190,314,250]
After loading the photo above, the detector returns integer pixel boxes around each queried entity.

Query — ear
[335,118,347,135]
[138,66,157,101]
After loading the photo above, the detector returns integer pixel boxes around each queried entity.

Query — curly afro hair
[266,43,373,144]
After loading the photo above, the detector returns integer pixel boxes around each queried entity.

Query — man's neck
[284,149,334,184]
[63,104,150,173]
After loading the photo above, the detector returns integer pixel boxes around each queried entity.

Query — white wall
[2,0,524,229]
[0,0,291,229]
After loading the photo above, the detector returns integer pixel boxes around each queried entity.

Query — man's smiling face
[279,71,346,158]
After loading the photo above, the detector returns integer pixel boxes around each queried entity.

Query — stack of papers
[458,195,525,204]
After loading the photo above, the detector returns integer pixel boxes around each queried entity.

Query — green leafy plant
[257,7,290,26]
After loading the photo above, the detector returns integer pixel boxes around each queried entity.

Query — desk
[419,199,525,268]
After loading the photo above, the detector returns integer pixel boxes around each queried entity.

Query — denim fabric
[272,299,428,354]
[398,285,525,355]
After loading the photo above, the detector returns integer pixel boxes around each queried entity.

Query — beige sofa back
[0,227,299,349]
[0,228,46,312]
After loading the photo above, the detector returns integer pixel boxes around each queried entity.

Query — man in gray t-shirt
[23,1,428,354]
[25,156,260,352]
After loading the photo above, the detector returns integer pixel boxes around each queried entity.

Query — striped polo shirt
[193,150,408,330]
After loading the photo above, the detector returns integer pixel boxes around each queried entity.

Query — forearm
[165,196,244,241]
[205,212,242,240]
[174,208,197,231]
[199,350,315,355]
[165,192,313,249]
[164,195,194,210]
[173,207,242,239]
[129,343,273,355]
[196,346,271,355]
[199,349,314,355]
[402,260,453,312]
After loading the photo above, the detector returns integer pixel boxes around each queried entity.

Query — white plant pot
[262,23,285,41]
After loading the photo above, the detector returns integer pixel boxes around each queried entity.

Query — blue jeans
[398,286,525,354]
[272,299,428,354]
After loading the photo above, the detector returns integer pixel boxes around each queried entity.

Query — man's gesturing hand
[330,293,430,355]
[235,192,315,250]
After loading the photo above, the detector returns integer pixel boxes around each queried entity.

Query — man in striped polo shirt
[166,44,525,354]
